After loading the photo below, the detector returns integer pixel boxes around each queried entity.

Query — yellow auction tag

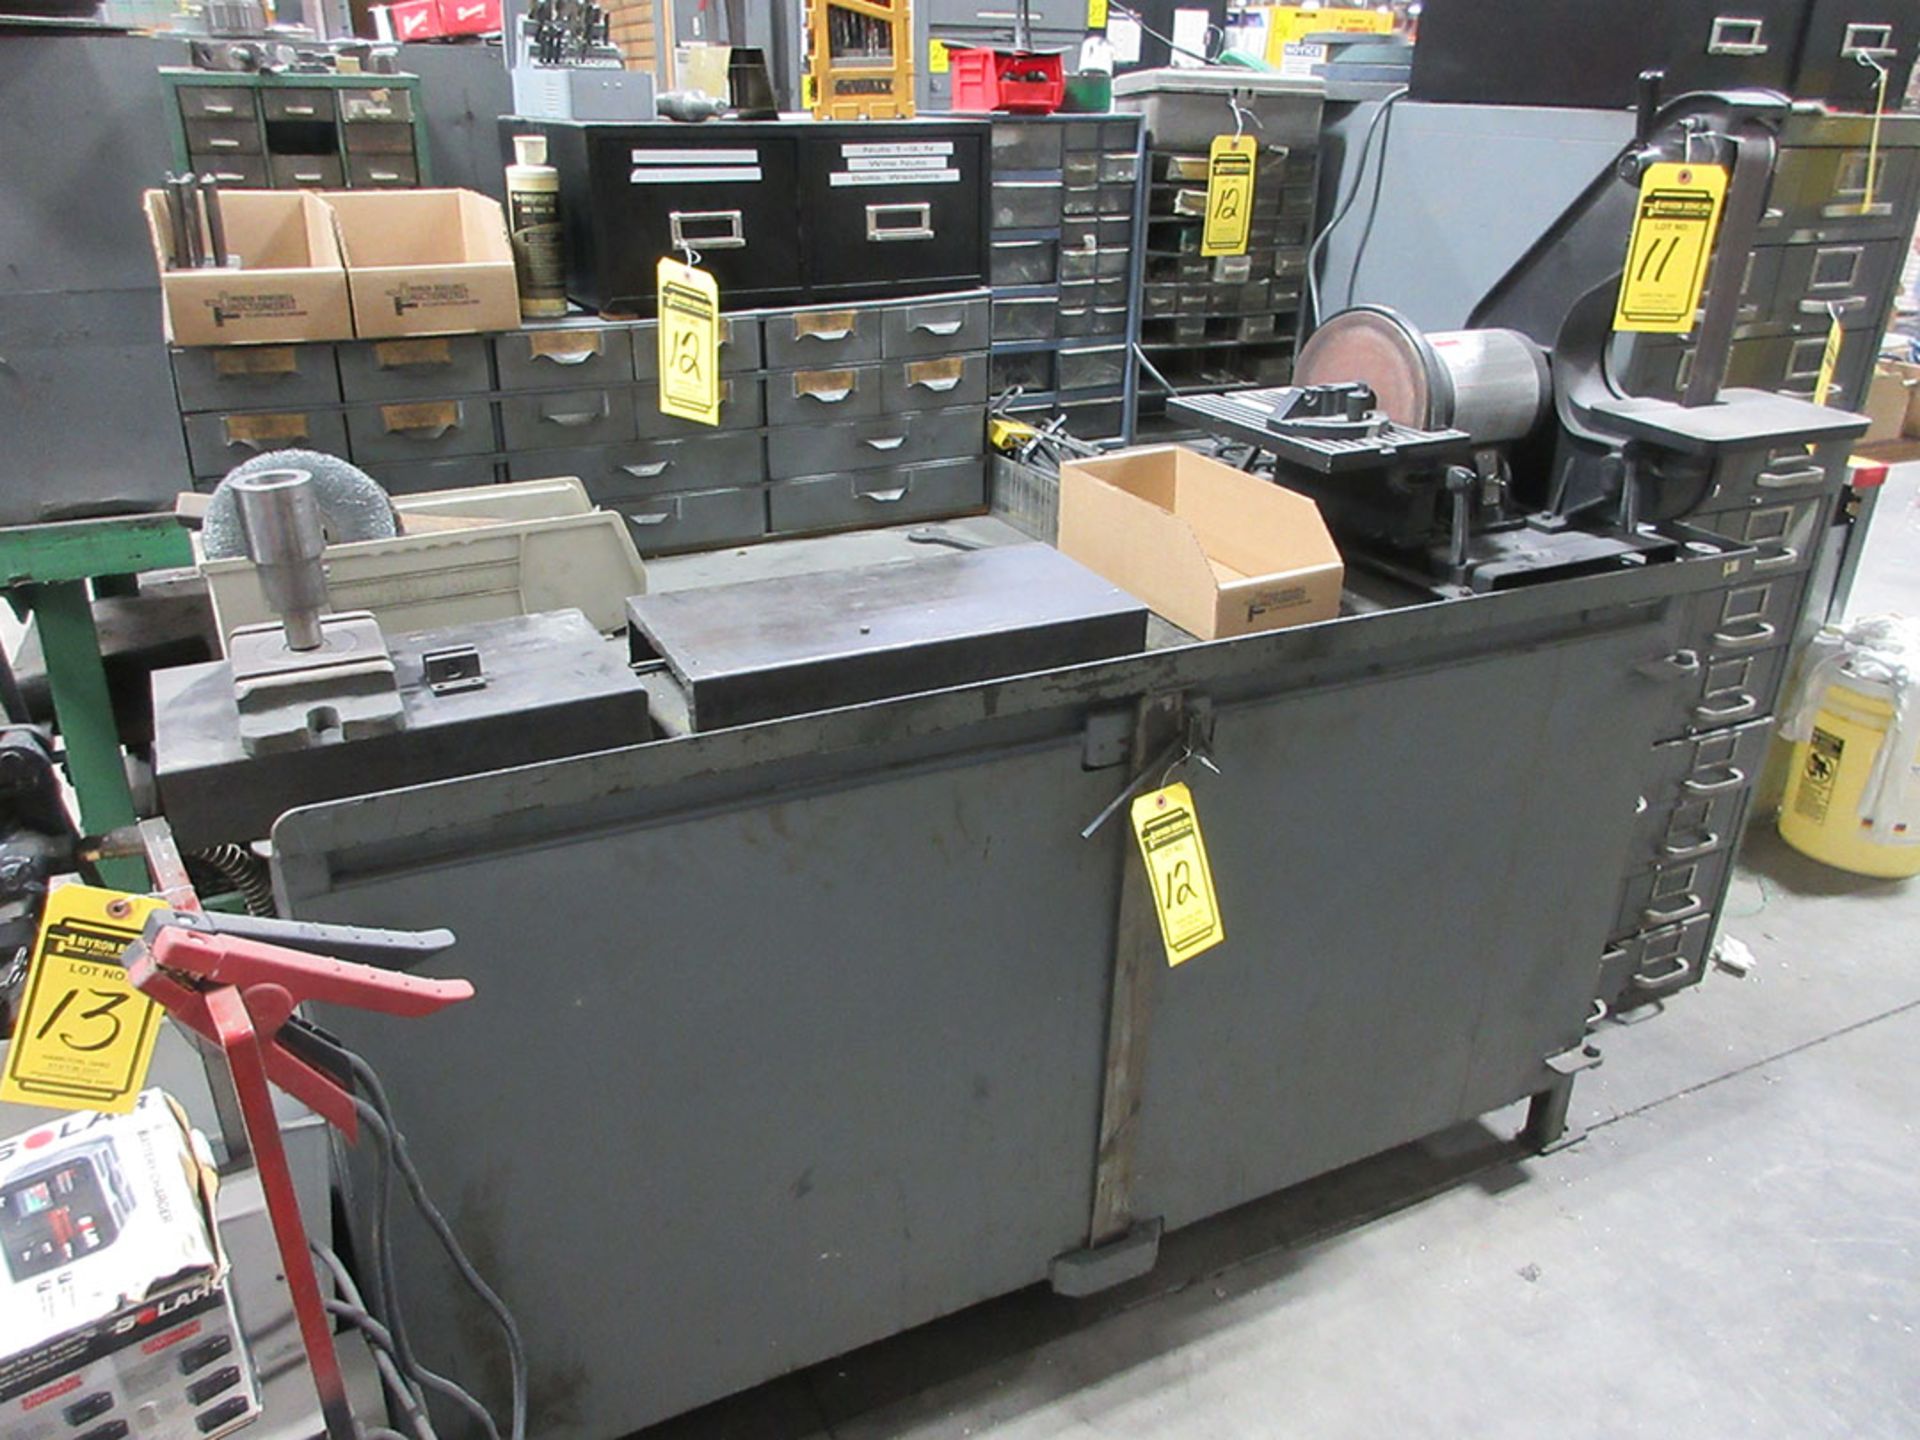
[1201,134,1257,258]
[1087,0,1109,28]
[1613,161,1727,334]
[1,887,167,1115]
[1812,314,1844,406]
[928,37,950,74]
[1129,782,1224,966]
[656,256,721,427]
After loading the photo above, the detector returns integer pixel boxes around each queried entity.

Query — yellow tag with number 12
[656,256,721,427]
[1,886,167,1115]
[1613,161,1727,334]
[1201,134,1258,258]
[1129,782,1225,966]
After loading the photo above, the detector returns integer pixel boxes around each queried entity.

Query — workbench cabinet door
[798,130,987,298]
[591,134,803,314]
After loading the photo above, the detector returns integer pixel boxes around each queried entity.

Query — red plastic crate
[949,48,1065,115]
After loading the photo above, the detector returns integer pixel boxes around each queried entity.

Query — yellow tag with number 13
[1201,134,1258,258]
[1129,782,1225,967]
[656,256,721,427]
[1,886,167,1115]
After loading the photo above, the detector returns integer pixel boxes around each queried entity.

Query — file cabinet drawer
[337,335,491,401]
[500,387,638,452]
[769,458,987,535]
[345,398,496,463]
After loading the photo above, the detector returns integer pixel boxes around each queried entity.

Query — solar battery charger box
[0,1090,258,1440]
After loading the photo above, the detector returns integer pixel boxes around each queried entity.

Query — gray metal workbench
[265,519,1743,1440]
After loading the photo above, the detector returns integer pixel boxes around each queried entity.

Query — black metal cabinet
[556,125,805,315]
[522,118,989,316]
[797,127,988,300]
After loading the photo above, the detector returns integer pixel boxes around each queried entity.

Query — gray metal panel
[1316,100,1634,330]
[396,42,517,200]
[272,552,1723,1440]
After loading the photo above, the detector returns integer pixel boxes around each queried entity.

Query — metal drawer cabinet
[768,457,987,535]
[358,455,502,495]
[261,87,335,122]
[172,344,340,412]
[344,121,415,155]
[992,296,1058,342]
[191,153,269,187]
[1650,646,1793,740]
[337,335,492,401]
[881,353,989,411]
[1760,141,1920,244]
[1688,492,1832,576]
[632,316,762,380]
[882,295,990,358]
[1632,719,1775,868]
[179,86,255,121]
[766,364,885,426]
[991,180,1064,229]
[766,405,984,480]
[1678,569,1812,661]
[184,407,349,479]
[497,327,636,390]
[990,349,1054,394]
[347,155,419,189]
[616,486,767,555]
[185,116,261,155]
[633,377,766,439]
[344,398,497,464]
[499,386,638,452]
[507,434,767,497]
[272,155,344,189]
[1611,846,1738,944]
[340,87,413,123]
[991,238,1057,286]
[1057,344,1127,393]
[799,128,987,298]
[1700,441,1847,510]
[1600,913,1717,1007]
[1759,238,1908,330]
[764,306,882,368]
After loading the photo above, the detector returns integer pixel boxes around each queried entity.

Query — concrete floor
[635,824,1920,1440]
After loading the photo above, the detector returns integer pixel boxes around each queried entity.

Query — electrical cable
[312,1242,437,1440]
[346,1053,529,1440]
[1304,86,1408,328]
[1133,342,1177,395]
[324,1298,503,1440]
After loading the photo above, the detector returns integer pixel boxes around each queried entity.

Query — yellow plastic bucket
[1779,671,1920,878]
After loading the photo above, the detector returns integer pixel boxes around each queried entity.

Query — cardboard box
[0,1091,259,1440]
[436,0,500,34]
[327,189,520,340]
[1058,445,1343,640]
[145,189,353,347]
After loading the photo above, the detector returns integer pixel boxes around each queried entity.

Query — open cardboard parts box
[1059,446,1344,641]
[147,187,518,346]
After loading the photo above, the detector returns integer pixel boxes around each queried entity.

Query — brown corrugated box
[1058,445,1343,640]
[145,189,352,347]
[1864,359,1920,442]
[325,188,520,339]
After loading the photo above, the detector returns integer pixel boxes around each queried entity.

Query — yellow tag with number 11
[656,256,721,427]
[1,886,167,1115]
[1201,134,1258,258]
[1129,782,1225,966]
[1613,161,1727,334]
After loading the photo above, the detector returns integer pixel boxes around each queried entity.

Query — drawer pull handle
[284,103,318,116]
[1643,892,1703,924]
[1693,692,1758,724]
[1711,618,1777,649]
[867,202,934,242]
[209,137,241,149]
[1707,15,1768,55]
[540,349,597,366]
[1754,544,1800,571]
[203,101,238,115]
[390,422,455,440]
[1822,200,1891,219]
[1841,22,1895,58]
[669,208,747,250]
[620,461,671,478]
[542,408,606,427]
[803,386,853,403]
[802,327,852,342]
[915,375,961,392]
[1662,832,1720,860]
[625,509,675,526]
[1683,766,1747,795]
[1755,464,1824,489]
[861,486,909,503]
[293,171,326,183]
[369,171,403,183]
[1798,296,1864,315]
[1632,951,1694,992]
[863,436,907,451]
[913,318,964,336]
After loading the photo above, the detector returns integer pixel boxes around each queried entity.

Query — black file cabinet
[519,118,989,317]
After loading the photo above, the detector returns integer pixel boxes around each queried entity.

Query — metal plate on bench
[626,543,1149,731]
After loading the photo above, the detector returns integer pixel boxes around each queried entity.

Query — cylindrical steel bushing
[232,468,330,651]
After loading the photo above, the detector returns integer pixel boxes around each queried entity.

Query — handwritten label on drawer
[374,337,453,370]
[381,400,460,435]
[905,357,965,391]
[213,346,298,378]
[223,412,310,445]
[529,331,607,361]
